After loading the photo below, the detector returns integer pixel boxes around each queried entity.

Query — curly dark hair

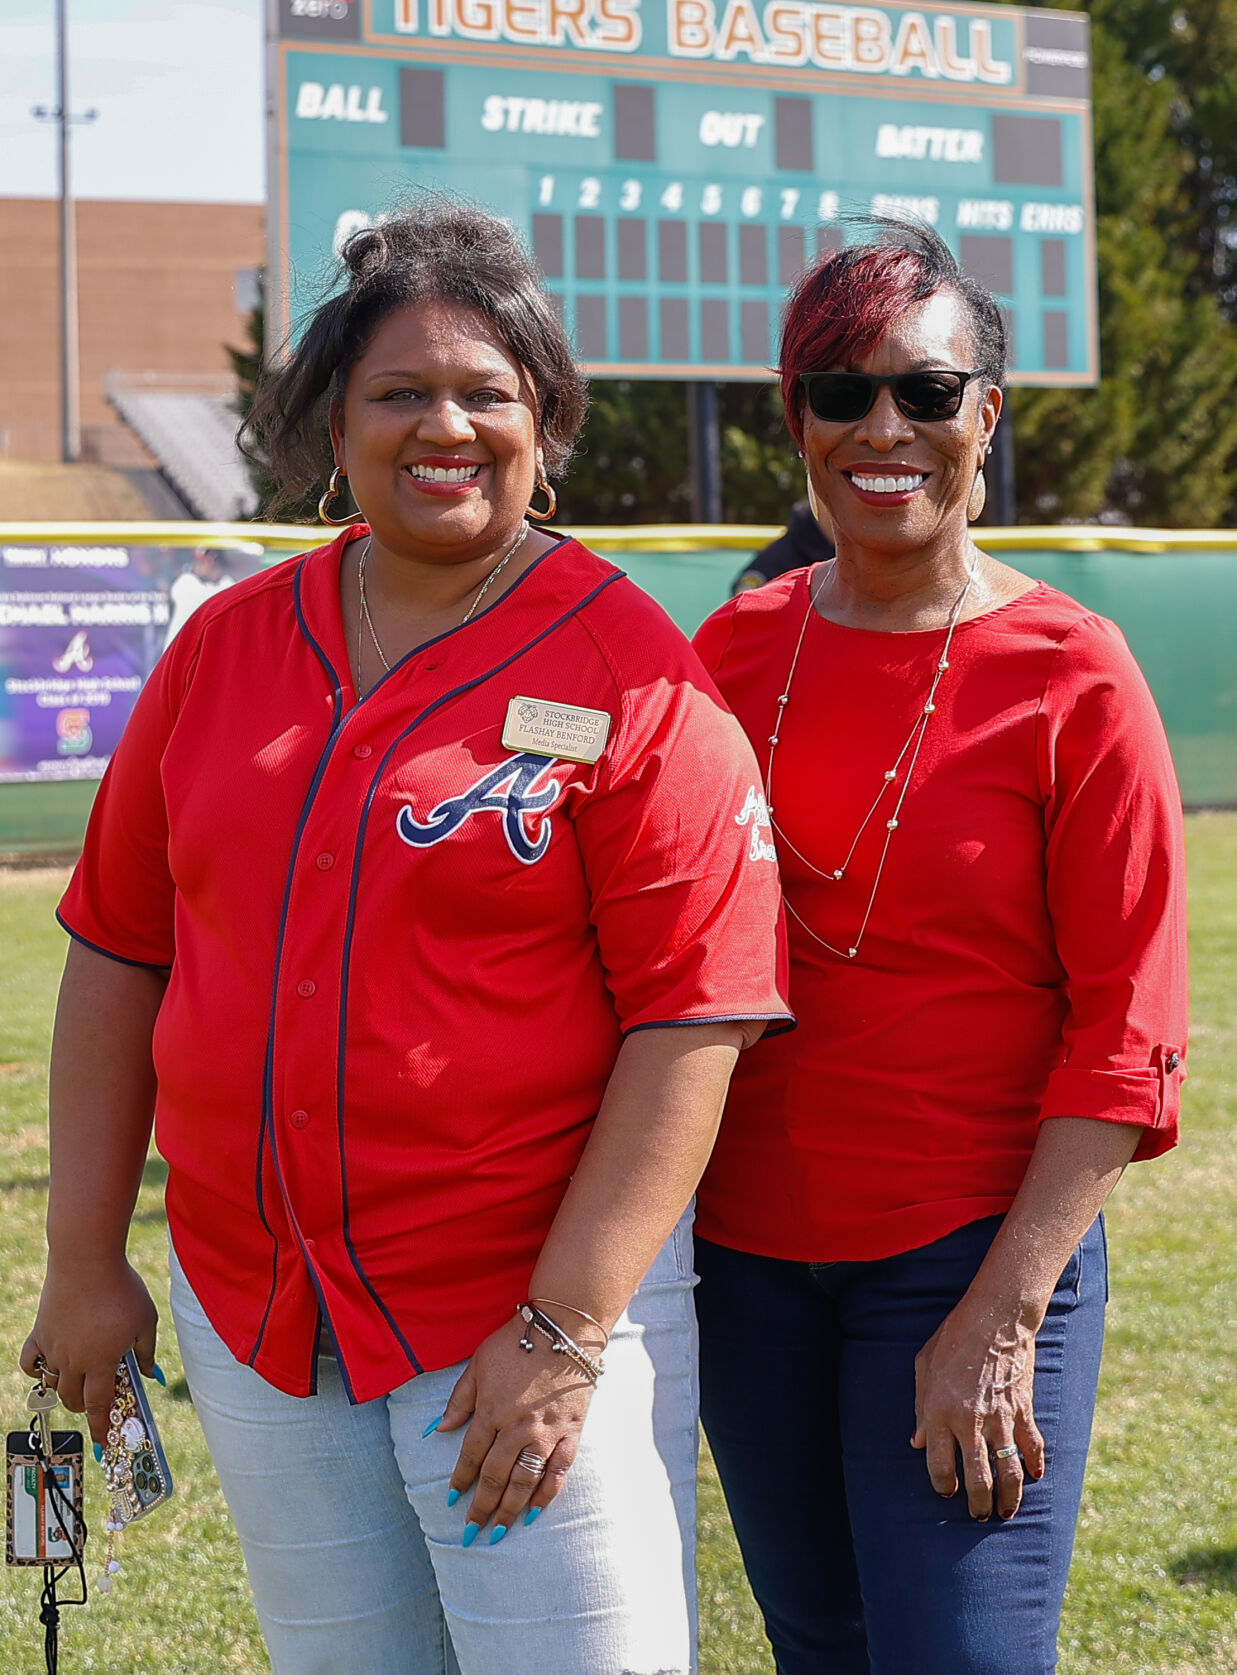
[242,195,588,520]
[780,218,1007,449]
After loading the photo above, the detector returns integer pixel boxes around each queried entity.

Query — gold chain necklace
[765,560,977,961]
[354,523,530,691]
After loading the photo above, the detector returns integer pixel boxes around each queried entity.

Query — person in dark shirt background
[732,498,836,593]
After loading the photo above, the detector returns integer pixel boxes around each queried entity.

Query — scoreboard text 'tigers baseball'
[268,0,1096,383]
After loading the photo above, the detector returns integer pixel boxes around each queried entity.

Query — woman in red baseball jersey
[691,223,1187,1675]
[23,201,790,1675]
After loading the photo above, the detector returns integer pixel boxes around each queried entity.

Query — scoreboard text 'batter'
[267,0,1096,383]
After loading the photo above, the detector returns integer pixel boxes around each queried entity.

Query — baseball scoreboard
[266,0,1097,382]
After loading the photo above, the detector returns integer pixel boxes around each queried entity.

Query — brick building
[0,198,264,467]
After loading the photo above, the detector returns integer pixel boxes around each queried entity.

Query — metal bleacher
[105,372,258,522]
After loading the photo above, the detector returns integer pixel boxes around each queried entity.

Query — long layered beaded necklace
[765,559,977,961]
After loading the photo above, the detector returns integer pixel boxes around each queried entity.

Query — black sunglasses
[800,369,977,424]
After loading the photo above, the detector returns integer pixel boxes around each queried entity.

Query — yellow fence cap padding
[1,522,1235,555]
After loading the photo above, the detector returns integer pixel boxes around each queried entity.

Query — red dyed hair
[779,244,943,448]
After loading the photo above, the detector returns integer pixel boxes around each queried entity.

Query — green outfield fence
[1,522,1233,855]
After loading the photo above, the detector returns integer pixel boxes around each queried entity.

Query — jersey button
[315,852,335,870]
[296,979,316,998]
[353,743,372,759]
[290,1108,310,1129]
[1166,1050,1181,1072]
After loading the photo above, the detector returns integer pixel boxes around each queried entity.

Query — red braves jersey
[60,529,791,1402]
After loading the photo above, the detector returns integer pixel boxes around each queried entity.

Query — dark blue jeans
[696,1216,1107,1675]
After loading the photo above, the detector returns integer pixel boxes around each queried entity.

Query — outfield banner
[0,525,1232,807]
[0,542,264,785]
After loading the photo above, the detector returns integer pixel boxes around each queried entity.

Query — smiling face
[801,289,1001,560]
[328,299,541,565]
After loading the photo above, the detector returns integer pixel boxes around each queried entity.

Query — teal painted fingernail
[461,1522,480,1548]
[151,1362,167,1387]
[524,1506,542,1527]
[422,1415,443,1437]
[446,1487,461,1507]
[92,1443,103,1463]
[489,1524,507,1546]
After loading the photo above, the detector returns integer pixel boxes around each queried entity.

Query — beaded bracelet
[516,1304,605,1384]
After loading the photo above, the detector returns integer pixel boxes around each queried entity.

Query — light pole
[33,0,95,464]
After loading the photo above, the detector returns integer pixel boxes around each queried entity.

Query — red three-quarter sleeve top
[693,570,1188,1264]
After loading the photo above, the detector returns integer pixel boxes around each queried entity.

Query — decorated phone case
[101,1353,173,1523]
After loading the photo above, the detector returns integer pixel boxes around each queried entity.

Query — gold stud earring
[318,466,364,526]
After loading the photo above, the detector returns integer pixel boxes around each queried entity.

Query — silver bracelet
[516,1304,605,1383]
[529,1296,611,1349]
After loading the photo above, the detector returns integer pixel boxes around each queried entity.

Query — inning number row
[537,176,841,220]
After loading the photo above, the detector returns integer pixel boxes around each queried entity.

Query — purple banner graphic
[0,542,266,784]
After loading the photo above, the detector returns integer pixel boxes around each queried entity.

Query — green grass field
[1,817,1234,1673]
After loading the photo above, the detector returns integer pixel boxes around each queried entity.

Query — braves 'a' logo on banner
[396,752,564,865]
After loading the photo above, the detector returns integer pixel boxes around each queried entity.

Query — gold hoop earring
[318,466,365,526]
[528,468,557,522]
[967,469,987,524]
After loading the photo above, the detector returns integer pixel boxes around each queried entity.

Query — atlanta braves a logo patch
[735,785,777,863]
[396,752,564,865]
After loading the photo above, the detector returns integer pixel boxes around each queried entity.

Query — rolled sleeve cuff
[1039,1056,1182,1161]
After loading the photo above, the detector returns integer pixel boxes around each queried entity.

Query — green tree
[558,381,693,523]
[717,383,804,524]
[1011,9,1237,519]
[1088,0,1237,315]
[225,282,322,523]
[1010,4,1237,524]
[225,290,278,519]
[559,380,800,525]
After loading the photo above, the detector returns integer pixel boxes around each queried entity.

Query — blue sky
[1,0,264,202]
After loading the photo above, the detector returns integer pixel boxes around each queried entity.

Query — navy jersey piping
[55,914,171,972]
[625,1011,797,1036]
[331,568,627,1386]
[249,558,347,1370]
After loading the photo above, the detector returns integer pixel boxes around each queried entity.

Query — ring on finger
[994,1444,1019,1460]
[516,1448,548,1476]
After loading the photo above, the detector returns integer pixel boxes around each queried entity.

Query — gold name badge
[502,696,612,765]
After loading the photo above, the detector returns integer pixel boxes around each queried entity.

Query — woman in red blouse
[692,222,1187,1675]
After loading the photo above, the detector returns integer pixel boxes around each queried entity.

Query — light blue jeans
[169,1213,699,1675]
